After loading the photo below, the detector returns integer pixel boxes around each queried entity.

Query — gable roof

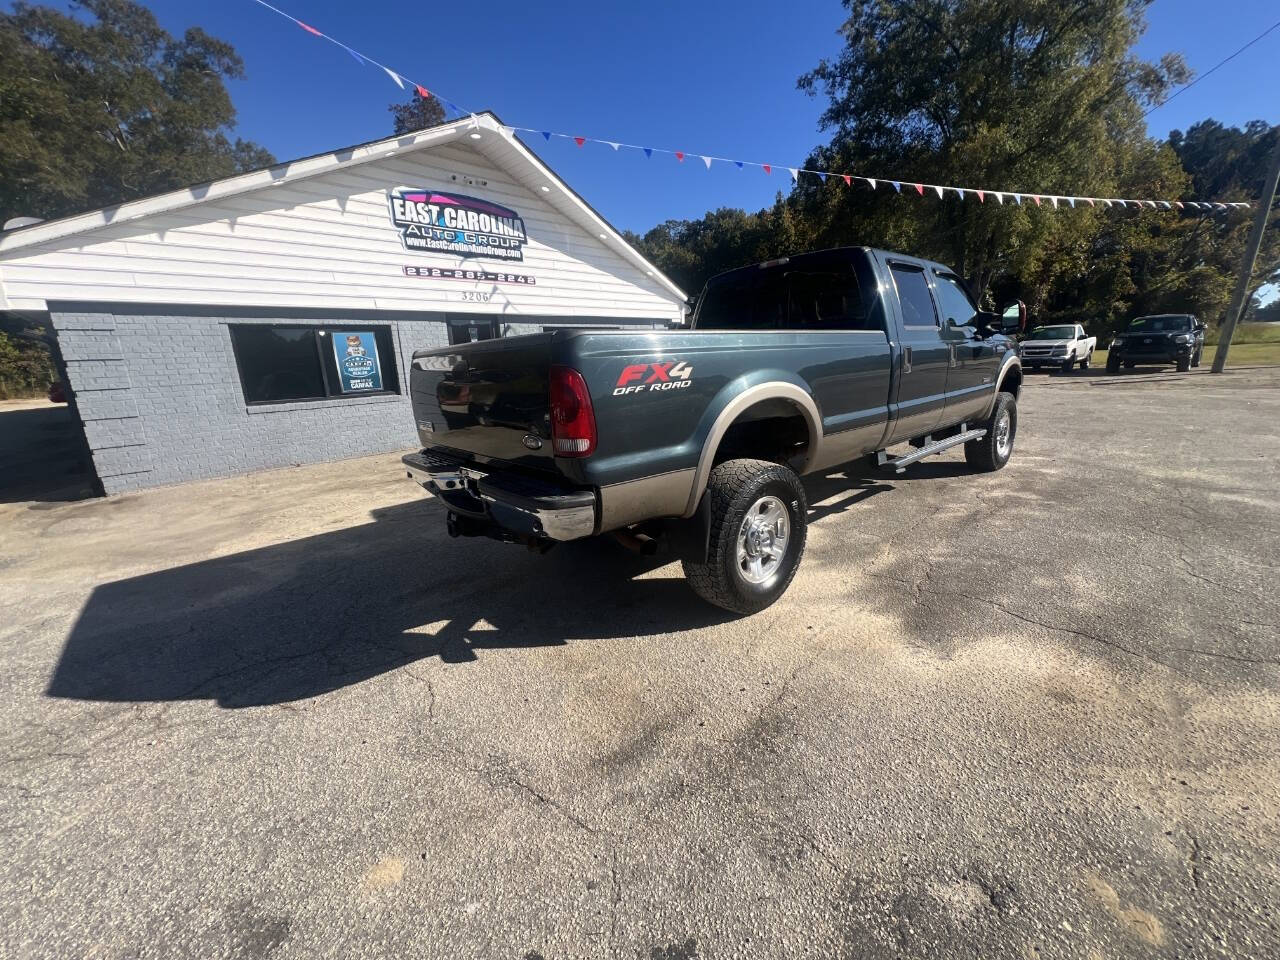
[0,111,687,303]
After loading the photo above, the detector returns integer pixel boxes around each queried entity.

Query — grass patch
[1203,323,1280,346]
[1090,342,1280,369]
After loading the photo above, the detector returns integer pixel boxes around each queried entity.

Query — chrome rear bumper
[402,450,597,542]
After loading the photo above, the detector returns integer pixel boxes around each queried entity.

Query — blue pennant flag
[343,46,364,65]
[890,181,901,192]
[541,131,552,141]
[444,101,460,113]
[734,160,744,169]
[643,148,653,158]
[818,172,827,183]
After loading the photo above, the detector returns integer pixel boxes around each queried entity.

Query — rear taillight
[549,365,597,457]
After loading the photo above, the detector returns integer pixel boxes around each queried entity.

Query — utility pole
[1212,133,1280,373]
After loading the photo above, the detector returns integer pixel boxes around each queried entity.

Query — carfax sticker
[613,361,694,396]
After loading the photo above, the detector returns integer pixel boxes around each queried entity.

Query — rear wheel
[682,459,807,615]
[965,392,1017,472]
[1123,361,1135,369]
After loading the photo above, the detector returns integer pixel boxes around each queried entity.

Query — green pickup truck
[403,246,1023,613]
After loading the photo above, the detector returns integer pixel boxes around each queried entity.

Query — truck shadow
[47,465,941,709]
[46,499,733,709]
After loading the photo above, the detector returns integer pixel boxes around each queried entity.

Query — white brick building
[0,113,686,493]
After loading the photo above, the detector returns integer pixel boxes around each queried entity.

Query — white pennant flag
[933,185,944,199]
[788,168,799,182]
[606,141,620,151]
[384,67,405,89]
[1050,196,1059,208]
[702,156,713,170]
[867,178,877,190]
[994,192,1004,204]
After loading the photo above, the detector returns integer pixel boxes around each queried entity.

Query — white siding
[0,141,682,320]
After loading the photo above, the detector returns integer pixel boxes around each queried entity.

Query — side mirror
[998,300,1026,334]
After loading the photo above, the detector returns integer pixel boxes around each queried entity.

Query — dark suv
[1106,314,1206,373]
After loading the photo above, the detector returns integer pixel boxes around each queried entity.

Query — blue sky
[18,0,1280,233]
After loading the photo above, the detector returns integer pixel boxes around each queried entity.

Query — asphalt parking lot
[2,366,1278,959]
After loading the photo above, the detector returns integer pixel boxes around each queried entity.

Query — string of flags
[248,0,1252,214]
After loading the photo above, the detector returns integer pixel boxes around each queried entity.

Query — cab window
[932,272,979,327]
[889,264,938,328]
[786,266,873,330]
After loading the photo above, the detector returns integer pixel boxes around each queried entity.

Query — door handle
[903,346,912,373]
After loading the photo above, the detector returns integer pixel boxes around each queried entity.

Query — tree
[1169,119,1280,323]
[794,0,1190,301]
[0,0,273,225]
[389,92,445,136]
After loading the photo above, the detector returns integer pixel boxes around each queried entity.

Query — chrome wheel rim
[994,410,1013,457]
[736,495,790,584]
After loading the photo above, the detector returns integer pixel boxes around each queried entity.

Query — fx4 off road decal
[613,361,694,396]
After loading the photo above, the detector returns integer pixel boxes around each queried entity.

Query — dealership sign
[388,189,527,262]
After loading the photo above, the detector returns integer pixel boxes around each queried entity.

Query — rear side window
[932,272,979,327]
[786,266,875,330]
[890,264,938,327]
[695,271,787,330]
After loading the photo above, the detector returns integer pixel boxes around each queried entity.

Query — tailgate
[409,333,557,471]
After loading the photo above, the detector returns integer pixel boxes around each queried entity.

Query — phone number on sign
[402,266,536,285]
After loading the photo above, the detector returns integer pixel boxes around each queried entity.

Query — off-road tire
[682,459,807,615]
[965,392,1017,472]
[1176,356,1191,372]
[1106,354,1121,374]
[1080,351,1092,370]
[1191,349,1202,368]
[1060,356,1075,374]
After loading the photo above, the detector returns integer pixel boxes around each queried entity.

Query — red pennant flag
[976,190,985,203]
[299,22,322,36]
[573,136,586,148]
[842,174,852,186]
[762,164,771,175]
[914,183,924,195]
[1174,201,1184,209]
[675,151,685,162]
[415,85,430,99]
[1033,195,1042,206]
[1086,198,1096,207]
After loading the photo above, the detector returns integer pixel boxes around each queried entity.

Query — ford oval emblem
[522,434,543,450]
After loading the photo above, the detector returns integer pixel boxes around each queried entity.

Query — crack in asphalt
[609,851,623,960]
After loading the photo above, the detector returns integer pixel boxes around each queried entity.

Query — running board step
[876,428,986,474]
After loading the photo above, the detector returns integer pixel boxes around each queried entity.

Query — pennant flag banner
[246,0,1252,215]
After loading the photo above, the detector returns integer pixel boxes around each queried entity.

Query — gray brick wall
[51,309,451,494]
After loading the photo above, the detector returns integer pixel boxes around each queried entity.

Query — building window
[228,324,399,405]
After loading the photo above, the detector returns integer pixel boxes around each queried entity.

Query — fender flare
[981,353,1022,419]
[681,381,822,517]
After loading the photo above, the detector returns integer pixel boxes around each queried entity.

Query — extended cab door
[931,269,1002,424]
[880,256,950,443]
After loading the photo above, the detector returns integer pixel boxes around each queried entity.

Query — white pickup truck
[1018,323,1097,373]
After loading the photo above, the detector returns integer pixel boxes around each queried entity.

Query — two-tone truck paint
[402,247,1023,613]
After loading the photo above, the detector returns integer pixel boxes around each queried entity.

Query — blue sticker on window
[332,331,383,393]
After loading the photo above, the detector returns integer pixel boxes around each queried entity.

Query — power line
[1144,17,1280,118]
